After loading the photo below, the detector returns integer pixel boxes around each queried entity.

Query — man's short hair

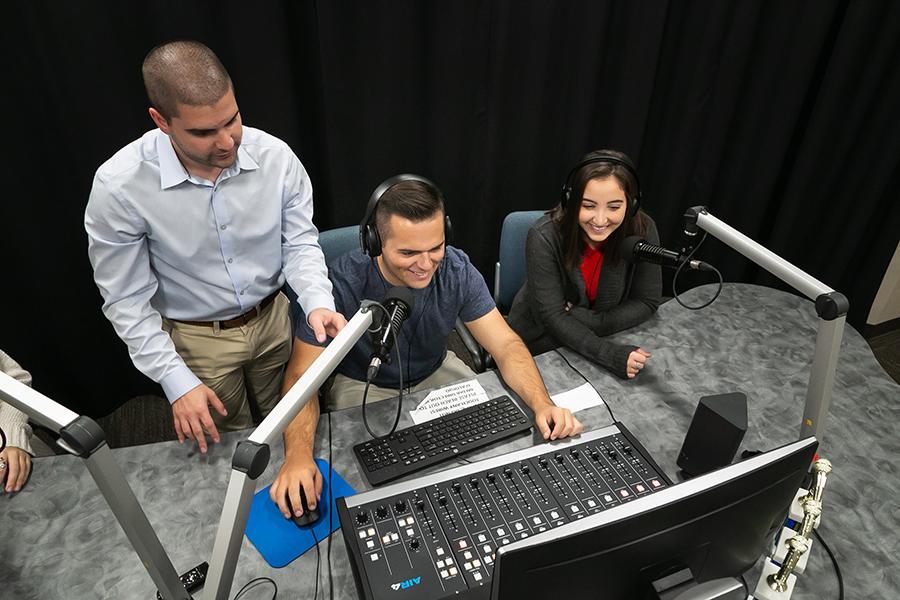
[142,40,233,120]
[375,180,446,240]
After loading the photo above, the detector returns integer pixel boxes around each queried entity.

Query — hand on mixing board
[534,404,583,441]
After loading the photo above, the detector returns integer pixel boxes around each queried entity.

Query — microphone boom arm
[204,305,376,599]
[0,374,191,599]
[687,206,848,444]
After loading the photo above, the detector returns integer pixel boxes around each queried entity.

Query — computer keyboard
[353,395,532,486]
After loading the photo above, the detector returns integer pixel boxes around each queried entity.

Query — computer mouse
[287,486,321,527]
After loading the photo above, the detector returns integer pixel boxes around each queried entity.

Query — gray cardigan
[0,349,34,453]
[508,214,662,378]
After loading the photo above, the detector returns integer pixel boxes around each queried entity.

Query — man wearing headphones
[270,175,583,520]
[85,41,345,454]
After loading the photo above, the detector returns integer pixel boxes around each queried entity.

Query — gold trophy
[766,535,810,593]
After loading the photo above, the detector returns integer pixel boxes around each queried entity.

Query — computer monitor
[490,436,818,600]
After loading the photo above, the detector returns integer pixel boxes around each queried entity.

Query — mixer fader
[337,422,671,600]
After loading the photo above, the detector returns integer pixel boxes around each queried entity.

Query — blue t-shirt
[294,246,495,387]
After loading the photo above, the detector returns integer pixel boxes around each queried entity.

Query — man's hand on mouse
[270,453,322,518]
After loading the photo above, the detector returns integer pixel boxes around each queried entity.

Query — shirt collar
[233,144,259,173]
[156,130,260,190]
[157,131,190,190]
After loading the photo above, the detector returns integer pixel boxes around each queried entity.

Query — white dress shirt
[85,126,334,402]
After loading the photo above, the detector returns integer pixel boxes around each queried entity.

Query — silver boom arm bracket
[684,206,849,443]
[0,374,191,599]
[1,303,378,599]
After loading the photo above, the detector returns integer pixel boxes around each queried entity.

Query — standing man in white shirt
[85,40,345,453]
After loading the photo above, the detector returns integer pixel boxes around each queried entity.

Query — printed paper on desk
[409,380,491,424]
[551,383,604,413]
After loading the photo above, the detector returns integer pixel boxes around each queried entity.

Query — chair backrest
[318,225,360,265]
[494,210,545,313]
[286,225,359,325]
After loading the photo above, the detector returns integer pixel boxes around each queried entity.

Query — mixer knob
[486,472,496,483]
[356,511,369,525]
[503,467,513,478]
[570,449,580,457]
[554,453,564,463]
[607,449,618,460]
[415,498,425,510]
[538,458,548,467]
[520,464,530,474]
[409,538,420,550]
[469,478,480,488]
[376,505,387,518]
[452,481,461,492]
[590,450,600,461]
[394,499,407,513]
[438,495,448,506]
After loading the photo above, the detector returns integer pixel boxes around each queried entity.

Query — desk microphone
[620,236,714,271]
[367,287,415,381]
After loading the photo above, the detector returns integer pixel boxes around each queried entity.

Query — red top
[581,243,605,307]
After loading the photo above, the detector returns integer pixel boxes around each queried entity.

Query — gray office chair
[286,225,359,325]
[318,225,360,263]
[493,210,544,314]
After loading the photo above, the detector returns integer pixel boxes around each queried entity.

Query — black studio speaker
[677,392,748,477]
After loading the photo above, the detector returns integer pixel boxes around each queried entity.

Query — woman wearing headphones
[508,149,662,379]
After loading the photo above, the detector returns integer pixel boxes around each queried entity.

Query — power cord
[232,576,277,599]
[553,349,617,424]
[672,231,724,310]
[327,412,334,600]
[813,528,844,600]
[310,528,321,600]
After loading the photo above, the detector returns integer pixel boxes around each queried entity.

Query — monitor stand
[654,568,745,600]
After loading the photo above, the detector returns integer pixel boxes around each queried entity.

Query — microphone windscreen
[619,236,646,264]
[384,286,415,311]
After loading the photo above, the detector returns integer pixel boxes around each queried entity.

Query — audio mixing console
[337,422,671,600]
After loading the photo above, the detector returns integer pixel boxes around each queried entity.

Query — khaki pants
[325,350,475,411]
[162,292,292,430]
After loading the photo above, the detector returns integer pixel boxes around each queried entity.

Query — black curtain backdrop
[3,1,899,416]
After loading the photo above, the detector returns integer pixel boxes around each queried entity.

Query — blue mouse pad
[245,458,356,568]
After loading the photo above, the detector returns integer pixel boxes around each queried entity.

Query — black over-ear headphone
[359,174,453,257]
[560,152,643,219]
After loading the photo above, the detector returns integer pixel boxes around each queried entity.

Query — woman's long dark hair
[551,149,652,270]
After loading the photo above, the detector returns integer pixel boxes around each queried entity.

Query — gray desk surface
[1,284,898,599]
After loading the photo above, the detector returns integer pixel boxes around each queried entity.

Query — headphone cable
[553,348,617,424]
